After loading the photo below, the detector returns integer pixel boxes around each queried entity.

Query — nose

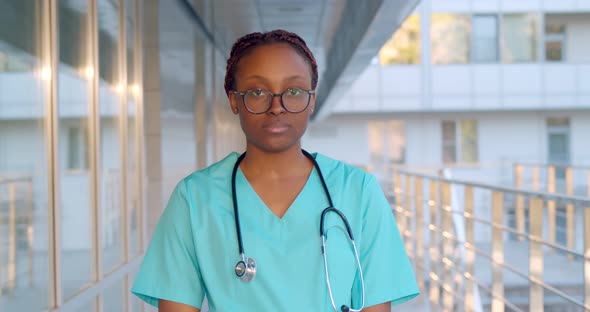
[267,94,285,115]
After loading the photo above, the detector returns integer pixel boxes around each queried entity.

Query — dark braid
[224,29,318,96]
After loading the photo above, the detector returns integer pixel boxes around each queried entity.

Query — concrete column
[420,0,432,109]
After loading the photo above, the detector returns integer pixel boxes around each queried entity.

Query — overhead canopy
[170,0,421,118]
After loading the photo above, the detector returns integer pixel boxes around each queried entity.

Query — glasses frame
[231,88,316,114]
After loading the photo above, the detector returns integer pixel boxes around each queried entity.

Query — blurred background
[0,0,589,311]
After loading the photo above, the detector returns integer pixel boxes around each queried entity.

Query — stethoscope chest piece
[235,256,256,282]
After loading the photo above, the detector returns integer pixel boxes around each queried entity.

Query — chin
[251,139,301,154]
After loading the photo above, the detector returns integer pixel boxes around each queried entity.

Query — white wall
[0,120,44,172]
[428,0,590,13]
[334,63,590,113]
[405,116,442,166]
[477,113,544,164]
[571,111,590,165]
[309,111,590,170]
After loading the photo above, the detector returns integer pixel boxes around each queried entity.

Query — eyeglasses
[231,88,315,114]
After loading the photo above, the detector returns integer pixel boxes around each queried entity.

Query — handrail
[0,177,34,293]
[388,169,590,312]
[399,198,587,259]
[0,176,33,184]
[393,168,590,204]
[438,228,589,310]
[515,162,590,170]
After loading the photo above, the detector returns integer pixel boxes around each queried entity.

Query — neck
[240,145,311,179]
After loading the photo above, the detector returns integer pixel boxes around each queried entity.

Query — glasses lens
[244,89,271,113]
[282,88,309,113]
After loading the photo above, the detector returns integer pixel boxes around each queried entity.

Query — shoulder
[164,152,240,218]
[181,152,240,189]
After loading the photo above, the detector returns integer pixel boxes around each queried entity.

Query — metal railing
[388,168,590,312]
[513,163,590,195]
[514,163,590,262]
[0,176,34,294]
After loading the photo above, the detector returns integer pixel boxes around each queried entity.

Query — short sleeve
[351,175,420,308]
[131,180,205,309]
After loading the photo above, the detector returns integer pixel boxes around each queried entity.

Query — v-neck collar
[235,155,320,222]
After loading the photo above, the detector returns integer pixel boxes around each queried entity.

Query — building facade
[303,1,590,310]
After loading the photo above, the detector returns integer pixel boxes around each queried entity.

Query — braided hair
[224,29,318,96]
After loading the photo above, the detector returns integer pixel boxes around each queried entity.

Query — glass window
[368,121,386,170]
[442,121,456,163]
[460,120,478,163]
[472,15,498,63]
[442,120,478,164]
[545,17,566,62]
[66,125,89,170]
[0,51,7,71]
[98,0,124,273]
[386,121,406,164]
[0,1,50,311]
[57,0,95,300]
[379,15,421,65]
[547,117,570,165]
[431,14,471,64]
[502,14,538,63]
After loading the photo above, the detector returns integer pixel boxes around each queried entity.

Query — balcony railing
[0,175,34,294]
[387,167,590,311]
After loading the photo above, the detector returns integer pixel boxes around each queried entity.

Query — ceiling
[209,0,347,77]
[160,0,420,117]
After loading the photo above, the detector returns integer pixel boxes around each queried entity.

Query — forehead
[234,43,312,82]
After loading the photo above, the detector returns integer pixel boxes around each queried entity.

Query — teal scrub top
[132,152,419,311]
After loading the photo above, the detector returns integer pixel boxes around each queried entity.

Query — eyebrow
[242,74,308,82]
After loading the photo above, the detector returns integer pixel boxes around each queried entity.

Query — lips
[262,121,290,134]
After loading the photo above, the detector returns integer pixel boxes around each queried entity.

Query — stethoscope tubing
[231,149,365,311]
[231,152,247,255]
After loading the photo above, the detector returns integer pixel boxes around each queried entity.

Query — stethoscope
[231,150,365,312]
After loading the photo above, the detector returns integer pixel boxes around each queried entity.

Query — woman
[132,30,419,312]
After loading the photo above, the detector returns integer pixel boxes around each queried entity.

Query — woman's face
[230,42,315,154]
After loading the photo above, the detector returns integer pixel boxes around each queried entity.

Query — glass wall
[126,0,141,258]
[1,0,145,311]
[98,0,125,273]
[0,1,50,311]
[57,0,95,300]
[379,15,420,65]
[431,14,471,64]
[159,1,198,200]
[0,0,252,310]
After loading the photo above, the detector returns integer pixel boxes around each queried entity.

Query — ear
[228,92,239,115]
[309,94,316,116]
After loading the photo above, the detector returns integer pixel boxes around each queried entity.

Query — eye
[250,89,265,97]
[285,88,302,96]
